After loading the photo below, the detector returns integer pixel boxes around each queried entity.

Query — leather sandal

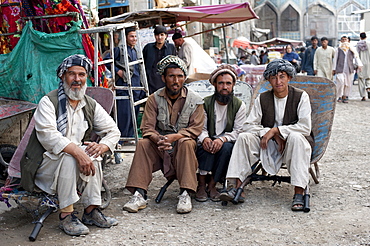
[195,187,208,202]
[291,194,305,211]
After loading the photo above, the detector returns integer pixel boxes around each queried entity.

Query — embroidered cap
[209,64,237,84]
[157,55,188,76]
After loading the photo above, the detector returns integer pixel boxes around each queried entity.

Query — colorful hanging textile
[0,0,22,53]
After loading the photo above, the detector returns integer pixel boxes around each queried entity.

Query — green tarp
[0,21,90,103]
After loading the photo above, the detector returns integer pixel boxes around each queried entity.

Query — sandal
[210,191,221,202]
[291,194,305,211]
[219,188,236,202]
[195,186,208,202]
[219,188,245,203]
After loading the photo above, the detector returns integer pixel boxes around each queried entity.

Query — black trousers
[196,142,234,183]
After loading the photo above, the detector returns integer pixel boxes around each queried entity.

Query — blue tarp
[98,0,130,9]
[0,21,90,103]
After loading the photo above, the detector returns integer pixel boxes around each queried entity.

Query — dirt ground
[0,84,369,246]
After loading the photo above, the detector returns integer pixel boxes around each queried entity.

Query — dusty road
[0,84,369,245]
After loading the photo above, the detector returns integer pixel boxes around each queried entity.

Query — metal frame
[79,23,149,152]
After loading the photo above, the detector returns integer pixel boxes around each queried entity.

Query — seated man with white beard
[31,55,121,236]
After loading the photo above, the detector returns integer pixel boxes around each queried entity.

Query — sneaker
[123,191,147,213]
[176,190,192,214]
[114,153,123,164]
[59,212,90,236]
[82,207,118,228]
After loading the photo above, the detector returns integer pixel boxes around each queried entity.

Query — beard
[166,84,182,97]
[63,81,87,101]
[215,90,233,105]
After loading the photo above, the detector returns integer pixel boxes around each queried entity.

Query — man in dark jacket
[301,36,319,75]
[143,25,176,94]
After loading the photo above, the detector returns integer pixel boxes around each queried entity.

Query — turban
[55,54,92,136]
[263,59,296,80]
[56,54,92,78]
[209,64,237,84]
[157,55,188,76]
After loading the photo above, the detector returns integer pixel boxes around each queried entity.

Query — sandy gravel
[0,84,369,246]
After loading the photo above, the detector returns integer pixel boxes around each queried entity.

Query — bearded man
[123,55,204,214]
[195,65,247,202]
[31,54,120,236]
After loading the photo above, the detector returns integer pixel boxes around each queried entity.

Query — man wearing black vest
[31,55,120,236]
[221,59,313,211]
[195,65,247,202]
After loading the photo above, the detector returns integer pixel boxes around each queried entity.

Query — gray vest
[20,91,96,192]
[336,48,355,74]
[154,87,203,135]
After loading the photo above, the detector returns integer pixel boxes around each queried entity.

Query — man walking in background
[302,36,319,75]
[356,32,370,101]
[313,37,335,80]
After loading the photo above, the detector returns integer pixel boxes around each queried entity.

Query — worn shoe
[59,212,90,236]
[82,207,118,228]
[177,190,192,214]
[195,186,208,202]
[209,190,221,202]
[123,191,147,213]
[219,188,245,203]
[219,188,236,202]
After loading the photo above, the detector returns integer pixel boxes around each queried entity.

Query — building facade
[254,0,370,46]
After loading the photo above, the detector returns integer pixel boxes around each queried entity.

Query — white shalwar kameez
[333,47,363,98]
[226,91,312,189]
[34,96,120,209]
[313,46,335,80]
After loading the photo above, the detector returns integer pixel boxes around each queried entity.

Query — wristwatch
[218,137,225,143]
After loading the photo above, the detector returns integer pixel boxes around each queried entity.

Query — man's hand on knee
[63,143,96,176]
[84,141,109,158]
[76,150,96,176]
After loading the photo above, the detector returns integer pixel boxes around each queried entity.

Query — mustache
[71,81,82,86]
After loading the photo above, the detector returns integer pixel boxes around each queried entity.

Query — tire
[0,144,17,181]
[100,179,112,210]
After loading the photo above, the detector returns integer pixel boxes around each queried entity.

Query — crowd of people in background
[236,32,370,103]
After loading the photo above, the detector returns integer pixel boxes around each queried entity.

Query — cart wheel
[221,201,228,206]
[0,144,17,181]
[100,179,112,210]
